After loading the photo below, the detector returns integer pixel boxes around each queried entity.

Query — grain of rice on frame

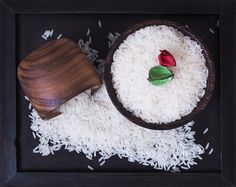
[111,25,208,124]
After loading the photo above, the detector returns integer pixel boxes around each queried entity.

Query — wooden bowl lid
[18,38,101,119]
[104,19,215,130]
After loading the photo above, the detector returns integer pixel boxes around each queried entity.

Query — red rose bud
[158,50,176,67]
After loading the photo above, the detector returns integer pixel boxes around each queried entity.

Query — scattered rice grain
[181,166,189,170]
[50,29,54,36]
[98,20,102,28]
[197,155,203,160]
[209,148,213,155]
[185,24,190,29]
[203,128,208,134]
[41,35,47,40]
[57,34,63,39]
[87,165,94,170]
[99,161,106,166]
[205,142,209,150]
[209,28,215,34]
[29,103,32,110]
[87,29,90,36]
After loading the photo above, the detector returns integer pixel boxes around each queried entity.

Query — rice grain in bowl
[104,20,215,130]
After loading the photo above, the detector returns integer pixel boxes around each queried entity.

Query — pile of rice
[111,25,208,124]
[30,85,204,171]
[29,24,210,171]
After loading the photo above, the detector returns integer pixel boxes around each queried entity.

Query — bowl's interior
[104,19,215,130]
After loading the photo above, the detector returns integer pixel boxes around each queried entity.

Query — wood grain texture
[104,19,215,130]
[17,38,101,119]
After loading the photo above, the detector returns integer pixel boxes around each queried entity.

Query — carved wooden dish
[18,38,101,119]
[104,19,215,130]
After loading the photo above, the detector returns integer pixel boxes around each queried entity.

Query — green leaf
[148,66,174,86]
[149,76,173,86]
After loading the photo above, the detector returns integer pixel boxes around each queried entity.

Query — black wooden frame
[0,0,235,186]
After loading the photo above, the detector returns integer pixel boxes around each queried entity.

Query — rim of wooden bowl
[104,19,215,130]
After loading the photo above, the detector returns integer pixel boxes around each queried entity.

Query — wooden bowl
[18,38,101,119]
[104,19,215,130]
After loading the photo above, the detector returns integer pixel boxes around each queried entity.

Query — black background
[16,14,220,173]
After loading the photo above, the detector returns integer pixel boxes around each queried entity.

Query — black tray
[0,0,236,186]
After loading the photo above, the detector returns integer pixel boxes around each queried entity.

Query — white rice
[29,85,205,171]
[28,102,32,110]
[185,24,190,29]
[98,20,102,28]
[111,25,208,124]
[99,160,106,166]
[87,165,94,170]
[41,35,47,40]
[209,28,215,34]
[181,166,189,170]
[196,155,203,160]
[77,35,104,75]
[87,28,90,36]
[78,38,97,63]
[41,29,54,40]
[49,29,54,36]
[205,142,209,150]
[24,96,29,101]
[208,148,213,155]
[57,34,63,39]
[203,128,208,134]
[107,32,120,48]
[32,132,36,139]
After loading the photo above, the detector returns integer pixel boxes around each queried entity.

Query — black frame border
[0,0,235,186]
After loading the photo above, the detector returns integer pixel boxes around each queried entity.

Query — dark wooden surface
[0,0,236,186]
[104,19,215,130]
[1,0,231,14]
[18,38,101,119]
